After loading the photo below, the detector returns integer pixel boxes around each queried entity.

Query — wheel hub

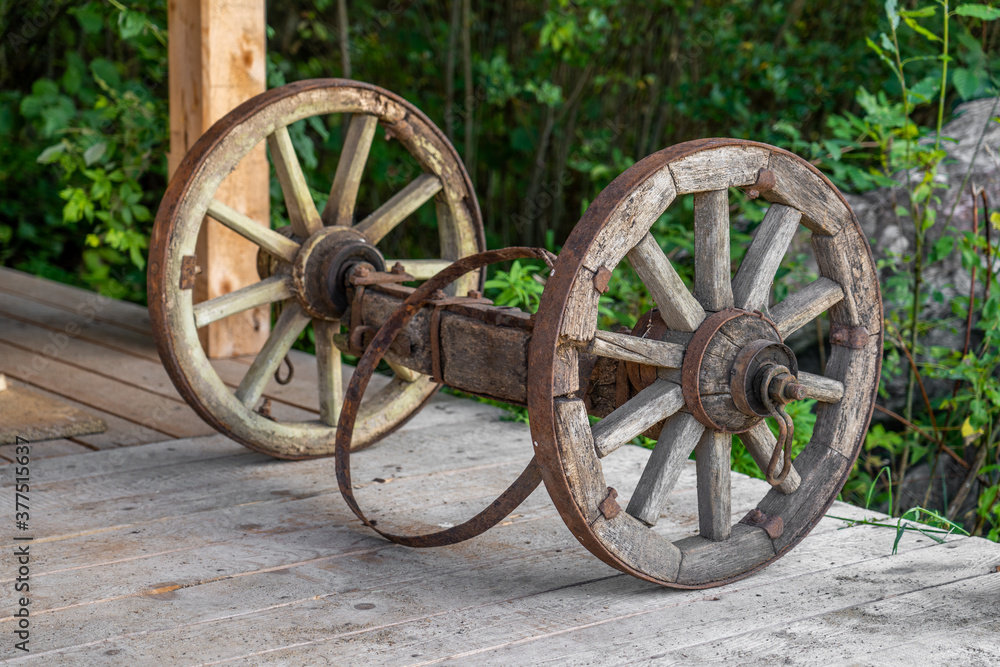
[291,227,385,320]
[730,338,802,418]
[680,308,803,434]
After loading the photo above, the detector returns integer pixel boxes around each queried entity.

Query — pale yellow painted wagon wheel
[528,139,882,587]
[149,79,484,459]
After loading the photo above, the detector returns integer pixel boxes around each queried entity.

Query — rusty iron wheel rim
[148,79,485,460]
[527,138,883,588]
[335,248,551,547]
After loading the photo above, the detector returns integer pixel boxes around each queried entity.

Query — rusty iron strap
[335,247,552,548]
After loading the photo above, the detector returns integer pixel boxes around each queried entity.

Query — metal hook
[759,364,794,486]
[274,355,294,385]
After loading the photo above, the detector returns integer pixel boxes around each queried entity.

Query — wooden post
[168,0,269,358]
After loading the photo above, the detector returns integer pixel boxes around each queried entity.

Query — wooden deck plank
[0,427,935,654]
[16,459,767,593]
[648,568,1000,665]
[0,276,481,431]
[0,474,903,658]
[0,273,495,435]
[12,516,985,665]
[0,421,994,665]
[0,313,318,423]
[0,267,152,334]
[838,579,1000,666]
[0,439,93,462]
[0,340,213,440]
[416,538,997,667]
[3,379,169,449]
[0,290,159,361]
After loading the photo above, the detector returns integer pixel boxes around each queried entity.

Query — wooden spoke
[693,190,734,311]
[731,203,801,312]
[314,320,343,426]
[584,330,685,368]
[592,379,684,458]
[268,126,323,237]
[696,430,732,541]
[797,371,845,403]
[322,114,378,227]
[627,233,706,332]
[625,413,705,526]
[193,275,293,329]
[354,173,443,245]
[207,199,300,263]
[383,258,453,280]
[234,303,311,409]
[738,422,800,494]
[388,360,422,382]
[770,277,844,338]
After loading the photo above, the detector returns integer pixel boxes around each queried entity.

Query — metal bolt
[784,383,806,401]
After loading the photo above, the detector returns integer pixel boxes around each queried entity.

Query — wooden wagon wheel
[149,80,484,459]
[528,139,882,588]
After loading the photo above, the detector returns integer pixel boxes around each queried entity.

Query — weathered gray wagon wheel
[149,80,484,459]
[528,139,882,588]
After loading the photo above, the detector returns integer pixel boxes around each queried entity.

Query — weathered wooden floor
[1,267,999,665]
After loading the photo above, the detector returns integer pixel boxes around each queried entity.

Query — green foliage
[484,260,548,313]
[831,467,970,554]
[807,0,1000,540]
[2,0,167,300]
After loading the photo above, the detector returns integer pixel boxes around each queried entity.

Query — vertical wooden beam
[168,0,269,358]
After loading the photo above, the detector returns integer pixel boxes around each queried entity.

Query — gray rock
[841,97,1000,409]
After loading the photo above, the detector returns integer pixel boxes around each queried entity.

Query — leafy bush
[2,0,168,300]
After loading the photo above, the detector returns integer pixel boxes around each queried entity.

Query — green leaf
[61,54,84,95]
[901,7,937,17]
[37,143,67,164]
[930,235,954,262]
[885,0,900,29]
[866,37,899,74]
[90,58,121,91]
[118,10,145,40]
[902,15,942,42]
[131,204,151,222]
[84,141,107,166]
[954,4,1000,20]
[951,68,981,99]
[69,3,105,33]
[984,294,1000,321]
